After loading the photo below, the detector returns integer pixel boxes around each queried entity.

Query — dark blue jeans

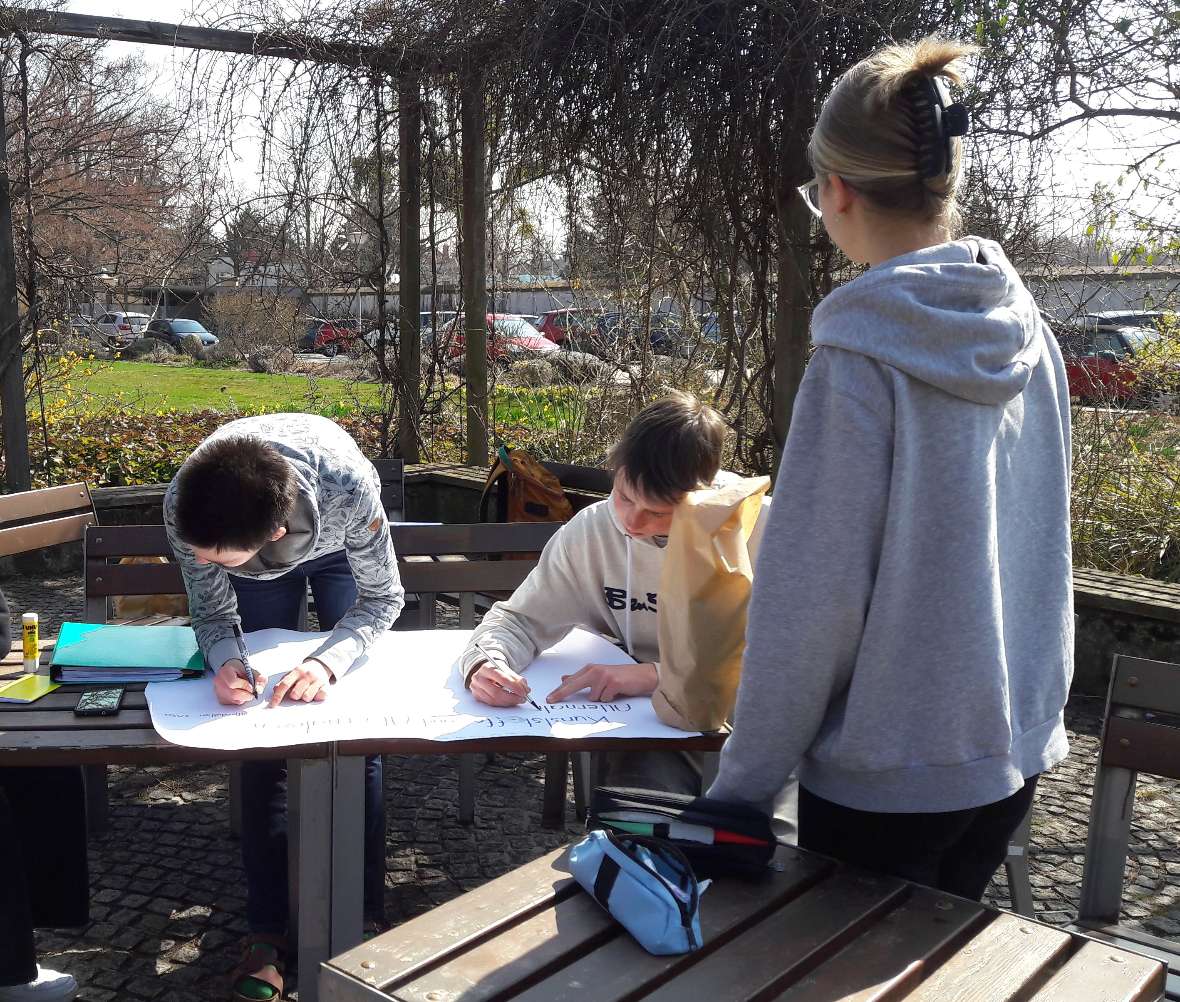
[231,549,385,935]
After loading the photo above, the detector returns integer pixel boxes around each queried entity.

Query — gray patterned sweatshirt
[163,414,404,678]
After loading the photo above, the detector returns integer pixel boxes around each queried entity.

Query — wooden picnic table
[321,843,1166,1002]
[0,623,344,1002]
[0,625,727,1002]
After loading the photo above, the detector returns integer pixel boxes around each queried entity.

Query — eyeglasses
[796,178,823,219]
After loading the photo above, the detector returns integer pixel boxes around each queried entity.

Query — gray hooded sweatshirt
[708,238,1074,815]
[164,414,404,680]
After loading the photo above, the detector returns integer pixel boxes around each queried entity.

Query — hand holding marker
[232,622,260,699]
[476,642,543,710]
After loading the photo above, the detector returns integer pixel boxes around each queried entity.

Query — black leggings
[0,767,89,986]
[798,775,1039,901]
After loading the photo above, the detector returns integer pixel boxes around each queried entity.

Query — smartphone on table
[74,687,125,717]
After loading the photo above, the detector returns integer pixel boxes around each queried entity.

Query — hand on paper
[469,660,532,707]
[269,659,332,707]
[547,662,658,703]
[213,659,269,706]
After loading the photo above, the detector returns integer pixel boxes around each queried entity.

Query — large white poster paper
[146,627,700,750]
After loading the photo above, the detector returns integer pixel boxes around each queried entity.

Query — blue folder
[50,622,207,683]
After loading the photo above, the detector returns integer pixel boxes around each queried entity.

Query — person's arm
[707,350,894,813]
[459,526,582,680]
[305,478,404,679]
[163,497,263,705]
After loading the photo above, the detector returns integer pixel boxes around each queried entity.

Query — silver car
[96,311,151,338]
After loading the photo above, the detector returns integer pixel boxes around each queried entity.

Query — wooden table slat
[641,871,909,1002]
[899,912,1072,1002]
[0,689,149,711]
[394,888,618,1002]
[0,727,331,765]
[503,848,834,1002]
[1026,940,1165,1002]
[0,708,152,729]
[330,847,579,987]
[768,886,988,1002]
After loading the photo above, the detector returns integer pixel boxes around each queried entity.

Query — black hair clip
[906,75,970,180]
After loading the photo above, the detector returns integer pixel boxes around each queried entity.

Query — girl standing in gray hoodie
[709,37,1073,900]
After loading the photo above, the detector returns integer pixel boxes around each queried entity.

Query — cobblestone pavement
[4,572,1179,1000]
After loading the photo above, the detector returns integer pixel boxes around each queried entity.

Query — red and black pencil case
[588,786,777,879]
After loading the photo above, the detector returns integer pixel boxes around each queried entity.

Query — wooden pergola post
[397,73,422,463]
[461,67,488,467]
[0,83,31,492]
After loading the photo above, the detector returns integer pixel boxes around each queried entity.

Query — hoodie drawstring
[625,535,633,658]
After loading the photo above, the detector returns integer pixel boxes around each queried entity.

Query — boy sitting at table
[164,413,404,1002]
[459,392,793,823]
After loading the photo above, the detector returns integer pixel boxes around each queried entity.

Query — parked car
[144,318,220,347]
[568,312,692,359]
[68,314,98,334]
[441,314,560,364]
[1084,310,1175,331]
[1056,324,1169,404]
[534,307,603,346]
[96,311,151,338]
[298,318,360,357]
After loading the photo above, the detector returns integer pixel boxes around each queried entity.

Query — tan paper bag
[653,476,770,731]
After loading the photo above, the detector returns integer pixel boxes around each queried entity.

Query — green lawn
[75,361,382,414]
[73,360,585,431]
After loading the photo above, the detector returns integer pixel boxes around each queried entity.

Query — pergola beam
[1,8,398,69]
[0,8,500,472]
[398,74,422,464]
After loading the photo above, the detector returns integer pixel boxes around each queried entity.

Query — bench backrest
[84,524,182,622]
[0,482,96,558]
[393,522,562,628]
[541,461,612,496]
[1079,654,1180,923]
[373,458,406,522]
[84,521,563,628]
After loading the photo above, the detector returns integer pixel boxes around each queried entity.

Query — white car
[96,311,151,338]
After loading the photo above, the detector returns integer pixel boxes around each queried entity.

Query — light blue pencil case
[569,828,708,955]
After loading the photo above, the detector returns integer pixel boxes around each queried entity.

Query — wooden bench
[322,842,1166,1002]
[1075,654,1180,999]
[0,482,96,558]
[1074,568,1180,624]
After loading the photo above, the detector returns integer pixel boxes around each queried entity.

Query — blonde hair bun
[809,34,978,229]
[867,36,977,107]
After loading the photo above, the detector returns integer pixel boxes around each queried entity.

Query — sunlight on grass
[76,361,381,414]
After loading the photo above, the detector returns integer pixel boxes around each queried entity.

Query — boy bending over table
[165,413,403,1002]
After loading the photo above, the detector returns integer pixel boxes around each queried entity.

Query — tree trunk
[461,69,488,467]
[0,85,30,492]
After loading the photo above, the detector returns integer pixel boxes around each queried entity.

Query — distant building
[1022,265,1180,321]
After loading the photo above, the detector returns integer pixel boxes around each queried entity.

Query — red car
[1056,326,1158,404]
[299,318,360,357]
[443,314,560,362]
[534,308,601,346]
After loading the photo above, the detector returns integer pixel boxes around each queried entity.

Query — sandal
[231,933,287,1002]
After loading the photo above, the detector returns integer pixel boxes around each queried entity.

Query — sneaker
[0,967,78,1000]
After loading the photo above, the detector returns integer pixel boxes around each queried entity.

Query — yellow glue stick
[22,613,39,672]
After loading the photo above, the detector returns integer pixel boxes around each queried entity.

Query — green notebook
[50,622,207,683]
[0,674,60,703]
